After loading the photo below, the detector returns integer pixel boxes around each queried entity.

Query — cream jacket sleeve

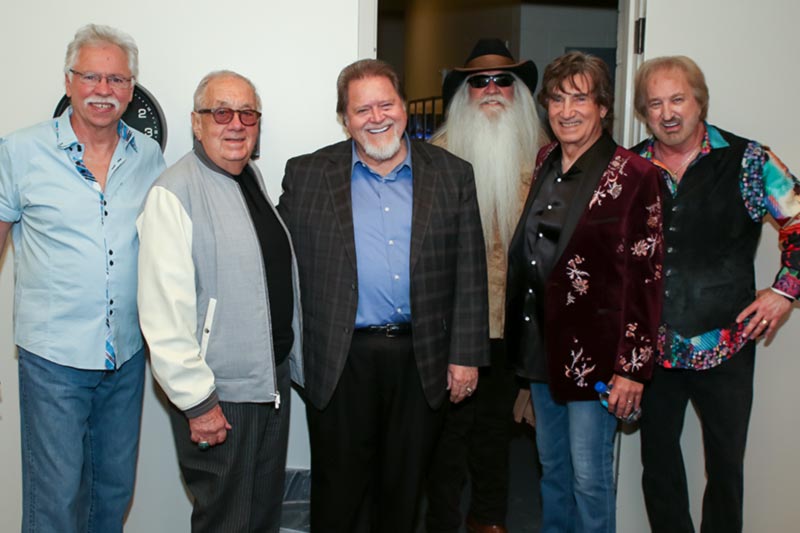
[137,185,217,412]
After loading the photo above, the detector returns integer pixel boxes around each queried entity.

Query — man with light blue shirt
[0,24,165,533]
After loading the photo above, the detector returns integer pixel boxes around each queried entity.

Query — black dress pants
[425,339,518,531]
[306,332,443,533]
[640,342,755,533]
[169,358,292,533]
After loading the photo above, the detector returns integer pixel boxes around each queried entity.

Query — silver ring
[761,319,769,326]
[466,387,474,394]
[198,441,210,451]
[627,400,633,404]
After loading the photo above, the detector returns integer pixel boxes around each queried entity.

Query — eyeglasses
[69,69,134,90]
[466,73,515,89]
[196,108,262,127]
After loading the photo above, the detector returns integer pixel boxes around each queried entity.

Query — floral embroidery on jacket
[589,155,629,209]
[565,255,589,305]
[618,323,654,374]
[564,337,595,387]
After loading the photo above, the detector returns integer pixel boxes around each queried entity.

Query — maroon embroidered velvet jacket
[505,139,664,402]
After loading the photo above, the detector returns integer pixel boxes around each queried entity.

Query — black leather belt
[354,323,412,337]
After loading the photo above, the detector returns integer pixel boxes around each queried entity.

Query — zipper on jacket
[273,391,281,409]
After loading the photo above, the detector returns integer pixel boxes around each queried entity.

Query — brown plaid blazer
[278,139,489,410]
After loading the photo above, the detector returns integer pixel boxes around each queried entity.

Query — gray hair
[64,23,139,79]
[193,70,262,112]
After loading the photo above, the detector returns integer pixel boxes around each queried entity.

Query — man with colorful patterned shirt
[0,25,165,533]
[632,55,800,533]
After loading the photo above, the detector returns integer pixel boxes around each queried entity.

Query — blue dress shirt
[0,109,166,370]
[351,139,413,327]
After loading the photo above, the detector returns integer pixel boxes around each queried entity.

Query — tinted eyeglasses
[196,108,262,126]
[466,73,515,89]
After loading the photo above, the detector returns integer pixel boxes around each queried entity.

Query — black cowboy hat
[441,38,538,111]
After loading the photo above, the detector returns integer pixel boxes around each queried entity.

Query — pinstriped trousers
[168,358,291,533]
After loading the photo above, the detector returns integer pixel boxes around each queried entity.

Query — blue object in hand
[594,381,642,423]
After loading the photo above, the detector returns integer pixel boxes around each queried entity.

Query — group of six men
[1,23,798,533]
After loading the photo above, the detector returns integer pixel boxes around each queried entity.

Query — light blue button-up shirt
[0,109,166,370]
[351,138,413,327]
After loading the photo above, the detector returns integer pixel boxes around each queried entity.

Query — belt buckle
[385,324,401,338]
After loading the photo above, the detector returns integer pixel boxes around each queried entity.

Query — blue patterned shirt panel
[351,137,413,328]
[0,108,166,369]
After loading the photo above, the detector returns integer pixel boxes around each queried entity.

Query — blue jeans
[530,382,618,533]
[18,347,145,533]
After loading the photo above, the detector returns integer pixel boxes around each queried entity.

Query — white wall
[519,4,618,100]
[617,1,800,531]
[0,0,369,530]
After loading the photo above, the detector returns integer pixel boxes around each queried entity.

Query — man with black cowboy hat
[426,38,547,533]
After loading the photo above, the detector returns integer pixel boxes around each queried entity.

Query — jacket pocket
[199,298,217,360]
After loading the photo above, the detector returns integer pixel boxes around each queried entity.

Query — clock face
[53,83,168,152]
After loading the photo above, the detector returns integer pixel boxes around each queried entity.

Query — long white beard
[436,81,543,250]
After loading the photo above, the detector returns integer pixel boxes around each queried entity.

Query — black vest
[634,128,759,337]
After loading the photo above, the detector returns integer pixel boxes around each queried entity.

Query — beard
[360,123,403,162]
[435,80,544,250]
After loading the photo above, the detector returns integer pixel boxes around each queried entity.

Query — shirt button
[665,290,671,297]
[667,246,674,253]
[384,207,390,212]
[393,274,400,280]
[671,205,679,212]
[388,240,394,245]
[547,204,553,210]
[343,327,350,333]
[351,283,356,291]
[668,226,677,232]
[530,260,537,266]
[104,210,109,216]
[103,200,107,206]
[524,315,531,322]
[109,310,114,315]
[556,177,562,183]
[109,260,114,266]
[109,299,114,305]
[528,288,533,294]
[396,307,402,313]
[538,232,543,238]
[108,250,113,255]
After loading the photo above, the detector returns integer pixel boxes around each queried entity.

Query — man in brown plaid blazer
[278,59,489,532]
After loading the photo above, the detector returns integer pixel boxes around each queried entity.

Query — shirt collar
[351,134,412,180]
[553,131,616,177]
[54,106,138,153]
[640,121,723,162]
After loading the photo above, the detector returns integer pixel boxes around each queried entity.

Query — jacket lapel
[554,140,616,264]
[409,143,435,275]
[324,145,358,270]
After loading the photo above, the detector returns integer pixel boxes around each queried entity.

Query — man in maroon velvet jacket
[505,52,664,533]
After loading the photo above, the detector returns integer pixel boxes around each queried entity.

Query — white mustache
[478,94,510,106]
[84,96,120,110]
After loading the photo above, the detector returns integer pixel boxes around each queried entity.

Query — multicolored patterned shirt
[638,123,800,370]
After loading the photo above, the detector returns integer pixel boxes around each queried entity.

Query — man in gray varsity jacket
[137,70,303,533]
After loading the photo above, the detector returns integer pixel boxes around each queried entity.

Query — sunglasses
[466,73,515,89]
[196,107,262,126]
